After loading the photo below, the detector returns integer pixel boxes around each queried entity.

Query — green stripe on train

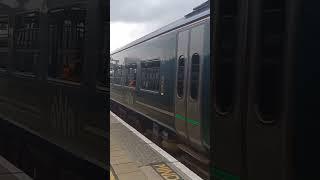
[212,167,240,180]
[175,114,200,126]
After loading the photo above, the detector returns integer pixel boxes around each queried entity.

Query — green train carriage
[110,1,211,171]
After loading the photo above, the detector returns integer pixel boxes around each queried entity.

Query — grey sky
[110,0,207,52]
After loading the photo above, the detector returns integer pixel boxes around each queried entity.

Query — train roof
[111,1,210,55]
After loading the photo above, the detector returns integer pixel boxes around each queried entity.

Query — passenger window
[177,55,185,98]
[14,11,40,75]
[190,53,200,99]
[141,60,160,92]
[110,59,122,85]
[0,15,9,69]
[48,8,86,82]
[124,63,137,87]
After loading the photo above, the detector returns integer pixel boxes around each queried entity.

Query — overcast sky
[110,0,207,52]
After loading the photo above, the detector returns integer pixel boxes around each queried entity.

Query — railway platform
[110,111,203,180]
[0,155,32,180]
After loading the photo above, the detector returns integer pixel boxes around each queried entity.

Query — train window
[124,63,137,88]
[0,16,9,69]
[141,60,160,92]
[0,16,9,40]
[190,53,200,99]
[177,55,185,97]
[213,1,237,114]
[256,0,285,122]
[14,11,40,75]
[110,64,122,85]
[48,8,86,82]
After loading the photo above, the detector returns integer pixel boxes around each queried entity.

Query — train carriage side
[110,9,210,156]
[110,30,177,131]
[0,0,108,179]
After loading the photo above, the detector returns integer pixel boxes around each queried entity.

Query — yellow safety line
[110,166,118,180]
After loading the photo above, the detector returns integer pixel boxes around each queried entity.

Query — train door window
[124,63,137,88]
[256,0,285,122]
[48,8,86,82]
[141,60,160,92]
[14,11,40,75]
[0,15,9,69]
[177,55,185,97]
[213,2,237,114]
[190,53,200,99]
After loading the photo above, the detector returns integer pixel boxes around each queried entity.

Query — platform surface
[0,155,32,180]
[110,111,203,180]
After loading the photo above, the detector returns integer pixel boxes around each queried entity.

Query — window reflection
[48,8,86,82]
[141,60,160,92]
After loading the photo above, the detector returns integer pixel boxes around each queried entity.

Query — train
[0,0,108,179]
[111,0,320,180]
[109,0,211,172]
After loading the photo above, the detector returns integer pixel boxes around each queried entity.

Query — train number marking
[151,163,182,180]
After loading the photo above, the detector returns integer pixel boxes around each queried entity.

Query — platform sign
[151,163,182,180]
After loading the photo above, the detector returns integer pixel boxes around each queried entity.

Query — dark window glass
[0,16,9,69]
[14,11,40,74]
[141,60,160,92]
[177,55,185,97]
[256,0,285,122]
[214,3,237,114]
[190,53,200,99]
[124,63,137,87]
[48,8,86,82]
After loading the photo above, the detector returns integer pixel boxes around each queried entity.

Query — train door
[211,0,248,179]
[175,23,205,149]
[245,0,295,179]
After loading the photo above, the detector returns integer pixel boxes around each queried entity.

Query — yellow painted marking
[110,171,115,180]
[110,167,117,180]
[152,163,182,180]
